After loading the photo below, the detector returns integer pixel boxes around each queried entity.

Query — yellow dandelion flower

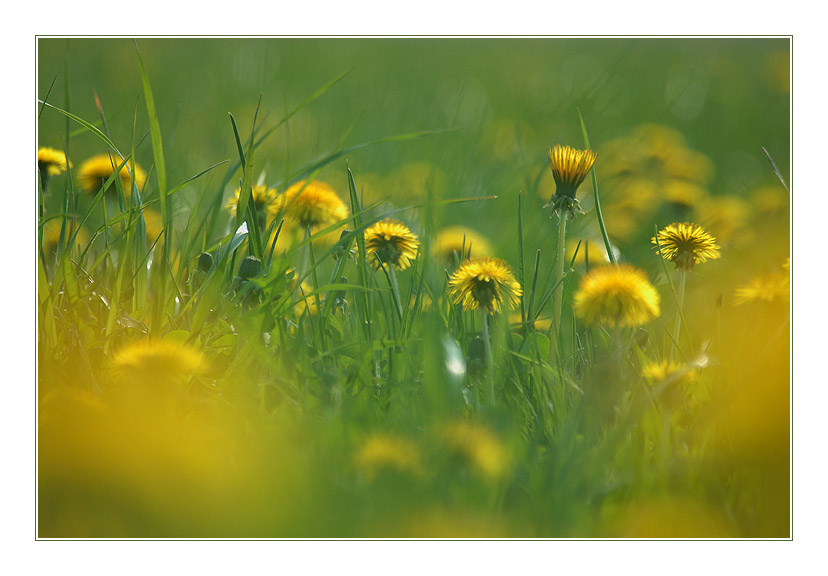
[733,274,790,305]
[141,209,164,245]
[224,184,279,217]
[574,264,660,328]
[548,144,598,199]
[294,282,320,317]
[441,421,510,480]
[38,147,71,176]
[652,222,721,271]
[448,257,522,314]
[40,219,89,251]
[364,218,420,270]
[694,195,752,245]
[110,338,206,388]
[354,434,423,480]
[546,145,597,216]
[567,239,613,267]
[272,180,348,229]
[509,312,552,333]
[642,359,699,386]
[77,154,147,195]
[433,226,492,264]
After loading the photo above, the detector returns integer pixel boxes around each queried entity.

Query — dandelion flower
[110,338,206,388]
[141,209,164,246]
[566,239,613,267]
[364,218,420,270]
[38,147,71,176]
[224,184,279,217]
[733,274,790,305]
[40,219,89,252]
[433,226,492,264]
[272,180,348,229]
[546,144,597,216]
[642,359,699,386]
[652,222,721,271]
[448,257,522,314]
[354,434,423,480]
[574,264,660,327]
[441,421,510,480]
[77,154,146,195]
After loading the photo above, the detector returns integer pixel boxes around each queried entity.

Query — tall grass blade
[577,108,616,265]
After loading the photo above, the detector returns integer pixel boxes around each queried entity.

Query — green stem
[671,269,687,361]
[481,310,496,405]
[549,210,568,365]
[388,264,404,323]
[306,226,327,350]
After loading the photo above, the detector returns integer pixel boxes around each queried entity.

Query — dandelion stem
[550,211,568,365]
[481,310,496,404]
[671,269,687,361]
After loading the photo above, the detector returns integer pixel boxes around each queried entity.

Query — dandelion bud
[197,251,213,273]
[239,255,262,279]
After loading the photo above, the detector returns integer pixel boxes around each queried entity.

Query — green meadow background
[37,37,790,538]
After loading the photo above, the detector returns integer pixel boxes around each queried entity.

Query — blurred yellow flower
[110,338,206,388]
[38,147,71,176]
[601,496,735,538]
[272,180,348,230]
[433,226,492,264]
[652,222,721,271]
[574,264,660,328]
[354,434,423,480]
[364,218,420,270]
[641,359,699,386]
[441,421,510,480]
[141,209,164,246]
[695,195,752,245]
[566,238,612,267]
[294,282,320,317]
[448,257,522,314]
[509,313,552,333]
[733,268,790,305]
[224,184,279,218]
[599,124,716,240]
[40,219,89,252]
[77,154,147,195]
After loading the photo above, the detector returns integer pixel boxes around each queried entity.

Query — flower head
[441,421,510,480]
[224,184,279,218]
[652,222,721,271]
[41,219,89,252]
[354,434,423,480]
[567,239,614,267]
[110,338,206,388]
[364,218,420,270]
[642,359,699,386]
[433,226,492,264]
[38,147,71,176]
[574,264,661,327]
[77,154,147,195]
[546,144,597,217]
[272,180,348,229]
[733,271,790,305]
[448,257,522,314]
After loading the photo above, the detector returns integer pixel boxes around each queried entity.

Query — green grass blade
[577,108,616,265]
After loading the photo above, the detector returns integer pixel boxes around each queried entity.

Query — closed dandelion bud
[197,251,213,273]
[239,255,262,279]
